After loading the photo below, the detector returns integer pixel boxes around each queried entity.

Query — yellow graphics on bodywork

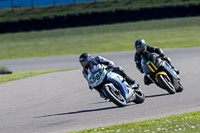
[155,71,168,83]
[109,73,113,77]
[125,93,129,99]
[146,61,158,73]
[109,73,120,83]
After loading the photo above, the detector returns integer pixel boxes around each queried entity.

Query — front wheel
[157,74,176,94]
[102,86,126,107]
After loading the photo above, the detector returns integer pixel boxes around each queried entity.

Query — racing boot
[99,92,107,100]
[133,84,140,90]
[131,83,139,90]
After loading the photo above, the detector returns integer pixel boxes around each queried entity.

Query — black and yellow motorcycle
[141,52,183,94]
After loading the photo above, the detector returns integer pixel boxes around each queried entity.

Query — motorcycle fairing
[146,61,158,73]
[106,72,131,102]
[88,66,107,88]
[162,61,180,89]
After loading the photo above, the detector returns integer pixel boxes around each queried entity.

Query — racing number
[92,74,100,82]
[96,74,100,80]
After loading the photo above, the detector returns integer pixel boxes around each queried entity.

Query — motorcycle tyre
[157,74,176,94]
[133,89,145,104]
[102,86,126,107]
[176,80,183,93]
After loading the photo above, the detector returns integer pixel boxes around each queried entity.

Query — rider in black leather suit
[134,39,180,85]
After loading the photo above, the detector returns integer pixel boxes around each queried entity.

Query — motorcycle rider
[134,39,180,85]
[79,53,137,98]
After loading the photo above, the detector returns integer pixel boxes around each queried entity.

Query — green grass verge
[0,66,8,70]
[0,68,77,84]
[0,0,199,22]
[0,16,200,59]
[70,111,200,133]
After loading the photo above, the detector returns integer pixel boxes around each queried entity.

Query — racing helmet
[135,39,147,54]
[79,53,92,69]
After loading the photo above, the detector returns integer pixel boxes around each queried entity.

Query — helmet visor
[80,60,89,68]
[136,46,145,54]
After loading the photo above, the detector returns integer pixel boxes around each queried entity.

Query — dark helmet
[135,39,147,54]
[79,53,92,69]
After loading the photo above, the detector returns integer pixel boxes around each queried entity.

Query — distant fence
[0,4,200,34]
[0,0,115,10]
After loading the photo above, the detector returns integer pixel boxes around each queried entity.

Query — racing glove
[140,69,144,74]
[159,53,165,57]
[89,86,93,90]
[158,48,165,57]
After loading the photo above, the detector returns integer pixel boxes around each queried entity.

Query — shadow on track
[35,106,118,118]
[90,101,109,104]
[35,103,136,119]
[145,93,170,98]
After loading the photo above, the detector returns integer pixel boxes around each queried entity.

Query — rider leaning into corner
[79,53,138,98]
[134,39,180,86]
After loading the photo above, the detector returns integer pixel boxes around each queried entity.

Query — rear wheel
[157,74,176,94]
[176,80,183,92]
[133,88,145,104]
[102,86,126,107]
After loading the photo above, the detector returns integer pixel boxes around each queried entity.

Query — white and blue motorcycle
[87,64,145,107]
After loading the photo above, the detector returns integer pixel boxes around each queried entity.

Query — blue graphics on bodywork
[107,72,130,102]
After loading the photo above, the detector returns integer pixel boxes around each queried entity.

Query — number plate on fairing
[88,65,107,88]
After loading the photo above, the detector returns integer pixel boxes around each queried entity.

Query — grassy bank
[0,68,76,84]
[0,16,200,59]
[0,66,8,70]
[70,111,200,133]
[0,0,199,22]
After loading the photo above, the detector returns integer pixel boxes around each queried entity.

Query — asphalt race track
[0,47,200,133]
